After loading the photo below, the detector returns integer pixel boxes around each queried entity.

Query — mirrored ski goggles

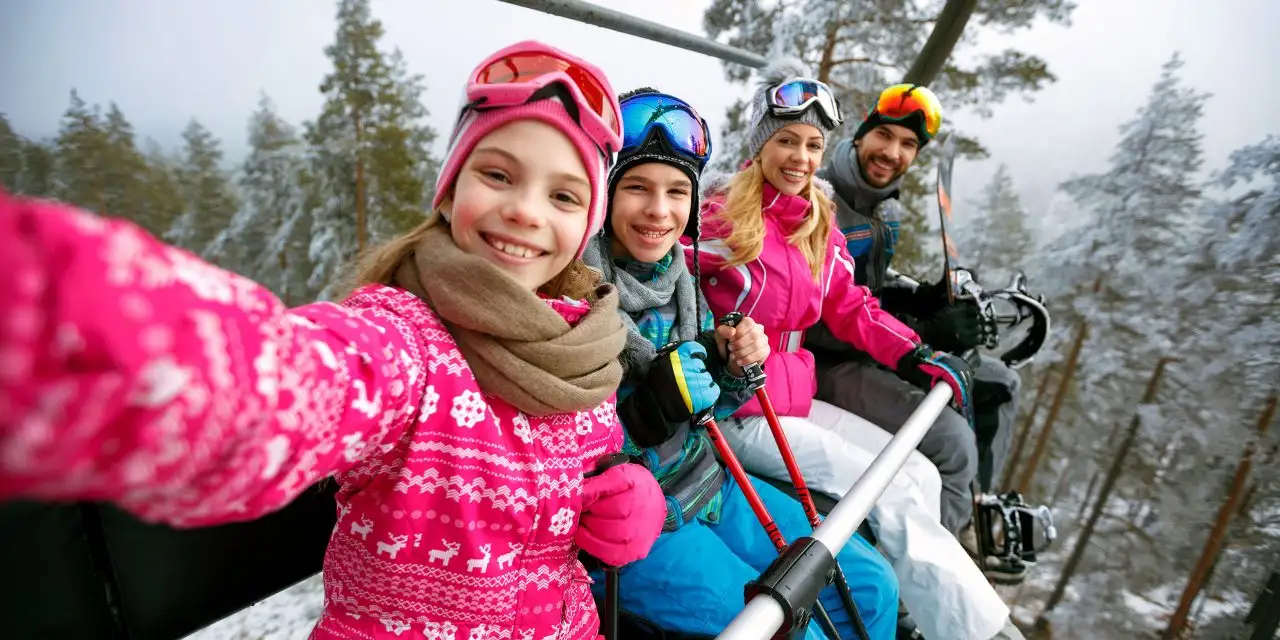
[470,45,622,156]
[873,84,943,140]
[620,93,712,166]
[768,78,843,127]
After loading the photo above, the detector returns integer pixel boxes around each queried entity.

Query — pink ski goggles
[468,41,623,162]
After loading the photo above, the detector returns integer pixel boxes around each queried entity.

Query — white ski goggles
[767,78,844,128]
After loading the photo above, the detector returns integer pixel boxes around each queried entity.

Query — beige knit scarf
[393,223,626,416]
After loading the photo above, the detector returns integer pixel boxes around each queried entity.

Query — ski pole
[603,566,620,640]
[749,375,871,640]
[585,453,632,640]
[699,412,843,640]
[718,314,871,640]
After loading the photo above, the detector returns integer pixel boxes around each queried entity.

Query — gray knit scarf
[582,235,700,377]
[826,138,904,217]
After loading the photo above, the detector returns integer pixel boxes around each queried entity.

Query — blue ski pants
[593,473,899,639]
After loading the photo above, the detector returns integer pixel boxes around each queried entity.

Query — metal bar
[717,384,953,640]
[493,0,768,68]
[719,596,788,639]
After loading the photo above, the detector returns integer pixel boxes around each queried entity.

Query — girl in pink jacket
[688,61,1011,640]
[0,41,665,640]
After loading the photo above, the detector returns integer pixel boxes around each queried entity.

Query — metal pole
[493,0,768,68]
[717,384,952,640]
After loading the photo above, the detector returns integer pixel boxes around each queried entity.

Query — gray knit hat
[745,58,837,160]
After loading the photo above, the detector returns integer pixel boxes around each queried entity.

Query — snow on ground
[182,573,324,640]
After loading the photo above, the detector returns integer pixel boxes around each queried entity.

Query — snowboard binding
[973,491,1056,584]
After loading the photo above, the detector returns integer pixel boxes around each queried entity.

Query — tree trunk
[1161,394,1276,639]
[903,0,979,86]
[278,211,290,306]
[354,111,367,254]
[1036,357,1176,623]
[1001,365,1053,489]
[816,20,839,84]
[1017,321,1087,494]
[1075,470,1099,525]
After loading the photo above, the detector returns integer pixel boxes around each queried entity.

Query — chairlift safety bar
[494,0,768,68]
[718,384,953,639]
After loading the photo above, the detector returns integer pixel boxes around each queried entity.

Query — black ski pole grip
[586,453,633,479]
[717,312,768,390]
[744,536,837,638]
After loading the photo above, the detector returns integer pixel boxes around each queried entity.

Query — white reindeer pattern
[495,542,523,570]
[350,515,373,540]
[466,543,492,573]
[377,534,410,560]
[428,540,461,566]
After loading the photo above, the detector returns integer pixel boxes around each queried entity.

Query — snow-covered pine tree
[956,162,1034,285]
[206,93,314,303]
[1157,135,1280,633]
[165,119,239,261]
[0,115,22,190]
[53,90,111,213]
[304,0,438,300]
[1020,53,1214,637]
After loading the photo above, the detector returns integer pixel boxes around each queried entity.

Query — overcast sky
[2,0,1277,234]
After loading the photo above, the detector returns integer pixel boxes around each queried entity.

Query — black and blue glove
[648,341,721,422]
[896,344,975,422]
[618,340,722,449]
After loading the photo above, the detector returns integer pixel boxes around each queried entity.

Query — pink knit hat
[432,98,608,259]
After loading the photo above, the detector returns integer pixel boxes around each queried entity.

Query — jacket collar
[761,180,814,234]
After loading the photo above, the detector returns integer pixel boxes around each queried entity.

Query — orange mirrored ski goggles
[873,84,943,140]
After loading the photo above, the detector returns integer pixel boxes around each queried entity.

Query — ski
[934,132,960,304]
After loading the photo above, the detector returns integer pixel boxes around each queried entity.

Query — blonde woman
[688,60,1017,640]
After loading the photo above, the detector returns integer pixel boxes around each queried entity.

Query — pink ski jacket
[687,174,921,418]
[0,192,622,640]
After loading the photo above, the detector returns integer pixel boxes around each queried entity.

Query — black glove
[618,341,721,449]
[895,345,975,421]
[880,277,950,319]
[915,302,993,354]
[910,277,952,317]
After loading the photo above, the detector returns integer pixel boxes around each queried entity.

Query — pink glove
[575,462,664,566]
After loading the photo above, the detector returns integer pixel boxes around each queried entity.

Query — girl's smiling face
[442,119,591,291]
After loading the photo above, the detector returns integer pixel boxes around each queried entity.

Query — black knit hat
[605,87,705,240]
[853,109,932,148]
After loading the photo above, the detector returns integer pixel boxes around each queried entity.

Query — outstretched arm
[0,192,427,527]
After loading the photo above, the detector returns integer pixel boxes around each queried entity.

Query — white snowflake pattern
[424,621,458,640]
[450,390,486,429]
[573,411,592,436]
[547,507,575,536]
[468,625,488,640]
[422,385,440,419]
[592,403,615,427]
[513,413,534,444]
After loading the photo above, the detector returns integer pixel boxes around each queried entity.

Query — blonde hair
[349,208,599,302]
[717,161,835,281]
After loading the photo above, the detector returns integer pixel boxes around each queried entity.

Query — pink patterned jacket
[0,192,622,640]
